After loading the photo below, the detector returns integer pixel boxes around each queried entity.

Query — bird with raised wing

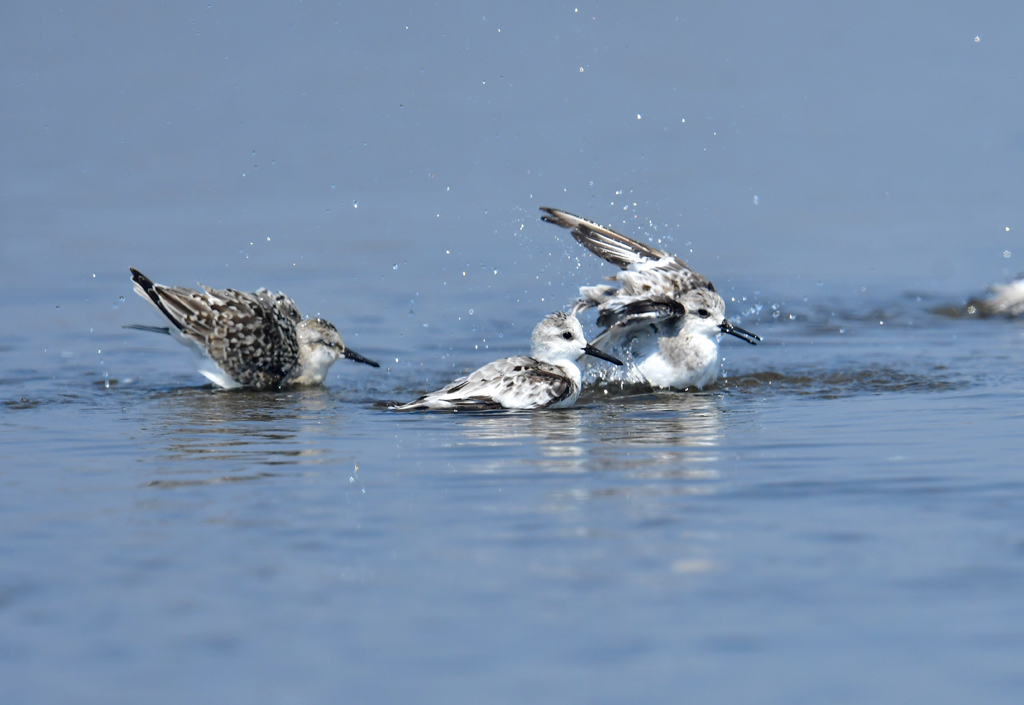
[540,207,760,389]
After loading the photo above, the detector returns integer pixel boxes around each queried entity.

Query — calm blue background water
[2,2,1023,703]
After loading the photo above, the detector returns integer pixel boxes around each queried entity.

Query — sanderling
[540,207,760,390]
[971,273,1024,317]
[125,267,379,389]
[390,311,622,410]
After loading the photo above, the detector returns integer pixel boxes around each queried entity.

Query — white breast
[637,333,720,389]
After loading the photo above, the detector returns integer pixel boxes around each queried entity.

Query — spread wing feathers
[571,223,672,270]
[572,284,617,314]
[540,207,715,293]
[394,356,576,410]
[540,207,670,268]
[129,268,301,388]
[595,296,686,330]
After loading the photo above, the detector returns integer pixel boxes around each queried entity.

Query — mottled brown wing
[154,283,300,388]
[398,356,575,410]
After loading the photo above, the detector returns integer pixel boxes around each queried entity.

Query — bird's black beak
[582,343,623,366]
[343,347,380,367]
[719,319,761,345]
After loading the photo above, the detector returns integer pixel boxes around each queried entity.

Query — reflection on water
[583,392,725,491]
[447,408,588,475]
[136,385,349,484]
[446,391,725,493]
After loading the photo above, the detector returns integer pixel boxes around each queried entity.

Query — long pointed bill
[719,319,761,345]
[343,347,381,367]
[582,343,624,366]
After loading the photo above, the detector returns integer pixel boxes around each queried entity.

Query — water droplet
[469,309,474,315]
[353,201,358,208]
[331,183,336,189]
[975,36,980,42]
[1004,250,1012,258]
[752,195,759,205]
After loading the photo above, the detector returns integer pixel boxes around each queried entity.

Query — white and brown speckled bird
[540,208,760,390]
[125,268,378,389]
[390,311,622,411]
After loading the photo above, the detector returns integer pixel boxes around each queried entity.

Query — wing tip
[539,206,588,230]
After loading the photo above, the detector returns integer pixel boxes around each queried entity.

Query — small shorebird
[390,311,621,410]
[972,274,1024,317]
[540,207,760,390]
[125,268,378,389]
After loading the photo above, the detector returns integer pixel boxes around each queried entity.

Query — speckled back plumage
[393,356,577,411]
[131,268,302,389]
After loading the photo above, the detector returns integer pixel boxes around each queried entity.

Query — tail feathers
[122,324,171,335]
[129,267,160,306]
[129,267,187,332]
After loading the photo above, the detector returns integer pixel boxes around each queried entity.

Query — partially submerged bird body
[391,311,621,411]
[974,274,1024,317]
[127,268,378,389]
[540,207,760,390]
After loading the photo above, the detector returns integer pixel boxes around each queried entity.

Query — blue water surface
[2,2,1023,703]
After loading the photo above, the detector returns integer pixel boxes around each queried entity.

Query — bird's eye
[562,331,574,340]
[698,309,710,318]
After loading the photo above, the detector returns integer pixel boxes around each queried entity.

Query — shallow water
[4,2,1024,703]
[4,271,1023,703]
